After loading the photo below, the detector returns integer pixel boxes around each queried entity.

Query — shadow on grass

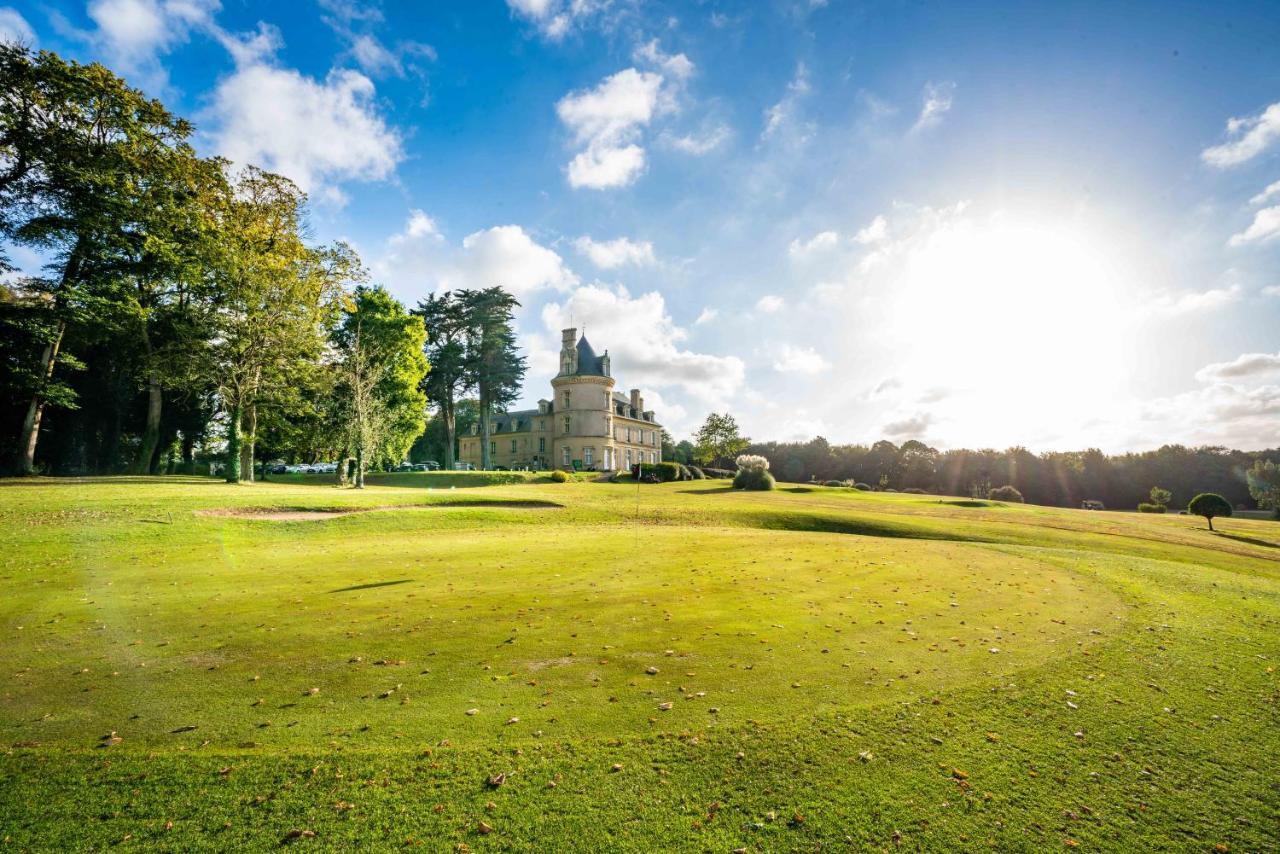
[742,510,994,544]
[1213,531,1280,550]
[329,579,413,593]
[0,475,221,487]
[940,499,997,509]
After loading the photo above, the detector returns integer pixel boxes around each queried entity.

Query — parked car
[455,462,476,471]
[268,464,288,475]
[396,462,415,472]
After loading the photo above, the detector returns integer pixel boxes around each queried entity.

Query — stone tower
[549,328,616,470]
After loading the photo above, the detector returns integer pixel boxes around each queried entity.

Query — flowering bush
[550,469,570,483]
[735,454,770,472]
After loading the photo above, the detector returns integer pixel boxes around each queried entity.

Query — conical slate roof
[573,335,609,376]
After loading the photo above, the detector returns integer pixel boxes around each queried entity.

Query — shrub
[633,461,685,482]
[549,469,570,483]
[988,485,1024,503]
[1137,502,1166,513]
[687,466,706,480]
[822,479,845,487]
[902,487,927,494]
[733,467,775,491]
[853,482,872,491]
[702,467,734,479]
[1188,492,1232,530]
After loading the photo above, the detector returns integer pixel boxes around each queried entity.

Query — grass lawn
[1,475,1277,851]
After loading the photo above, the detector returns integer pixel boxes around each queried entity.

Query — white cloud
[573,235,656,268]
[81,0,217,87]
[1228,206,1280,247]
[633,38,694,81]
[203,64,402,201]
[772,344,830,374]
[1201,101,1280,168]
[854,214,889,244]
[556,67,665,190]
[404,209,442,240]
[882,413,933,439]
[912,81,955,132]
[755,294,784,313]
[1250,179,1280,206]
[540,283,745,406]
[1263,285,1280,298]
[762,62,812,142]
[372,211,577,304]
[788,230,839,258]
[506,0,609,41]
[1195,351,1280,383]
[1148,283,1243,314]
[658,124,731,155]
[695,307,718,325]
[0,7,35,44]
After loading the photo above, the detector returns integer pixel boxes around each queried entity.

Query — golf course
[1,474,1277,851]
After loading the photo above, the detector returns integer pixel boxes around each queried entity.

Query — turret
[629,389,643,413]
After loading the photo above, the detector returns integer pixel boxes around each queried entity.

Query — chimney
[561,328,577,348]
[630,389,642,412]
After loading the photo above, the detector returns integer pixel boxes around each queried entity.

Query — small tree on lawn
[1245,460,1280,519]
[1149,486,1172,510]
[693,412,749,468]
[1188,492,1231,531]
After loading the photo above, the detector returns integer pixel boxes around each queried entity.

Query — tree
[1188,492,1232,531]
[331,285,428,488]
[459,287,525,471]
[1,45,194,473]
[412,291,471,470]
[206,167,342,483]
[693,412,749,468]
[1149,486,1172,510]
[1246,460,1280,518]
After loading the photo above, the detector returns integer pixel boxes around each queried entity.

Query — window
[604,448,612,469]
[489,441,496,455]
[626,449,632,467]
[563,415,571,434]
[584,447,593,466]
[562,445,570,466]
[563,391,571,408]
[539,437,545,452]
[626,427,632,442]
[510,439,517,453]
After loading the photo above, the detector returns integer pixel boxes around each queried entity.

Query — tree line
[0,45,527,482]
[731,435,1280,512]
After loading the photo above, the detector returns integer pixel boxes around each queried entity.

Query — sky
[4,0,1280,451]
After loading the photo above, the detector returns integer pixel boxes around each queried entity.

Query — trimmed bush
[733,467,775,490]
[687,466,706,480]
[633,461,686,482]
[854,482,872,491]
[902,487,927,494]
[1188,492,1232,530]
[702,467,734,479]
[549,469,570,483]
[1137,502,1166,513]
[988,485,1024,503]
[822,479,845,487]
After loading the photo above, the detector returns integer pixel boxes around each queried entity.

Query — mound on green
[1,476,1277,851]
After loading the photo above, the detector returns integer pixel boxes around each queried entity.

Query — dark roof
[572,335,609,377]
[492,408,539,433]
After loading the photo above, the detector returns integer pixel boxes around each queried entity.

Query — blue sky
[5,0,1280,450]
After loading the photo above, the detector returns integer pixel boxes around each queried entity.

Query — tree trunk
[442,396,456,471]
[479,386,491,471]
[16,238,84,475]
[181,432,195,475]
[135,374,163,475]
[335,447,350,487]
[224,401,242,483]
[1208,517,1214,531]
[355,445,365,489]
[240,402,256,483]
[16,320,65,475]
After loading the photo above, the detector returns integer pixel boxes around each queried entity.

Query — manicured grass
[1,476,1278,850]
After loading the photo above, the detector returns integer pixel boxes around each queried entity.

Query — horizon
[3,0,1279,452]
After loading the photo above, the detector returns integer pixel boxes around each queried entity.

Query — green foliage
[854,482,872,491]
[902,487,928,494]
[635,461,688,482]
[686,465,706,479]
[549,468,569,483]
[734,466,776,490]
[1245,459,1280,517]
[693,412,749,467]
[988,484,1024,503]
[1188,492,1232,530]
[822,479,845,487]
[1137,502,1166,513]
[1149,486,1172,508]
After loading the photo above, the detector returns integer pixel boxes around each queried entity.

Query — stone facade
[458,329,663,471]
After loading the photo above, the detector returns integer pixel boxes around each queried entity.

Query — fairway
[2,476,1278,851]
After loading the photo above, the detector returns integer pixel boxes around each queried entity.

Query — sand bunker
[196,501,559,521]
